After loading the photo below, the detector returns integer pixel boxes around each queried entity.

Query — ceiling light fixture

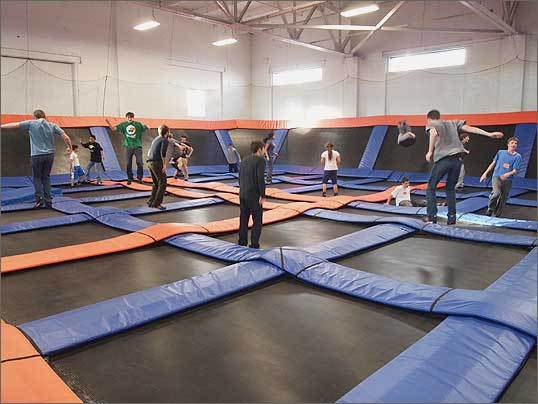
[340,4,380,18]
[134,9,160,31]
[212,38,238,46]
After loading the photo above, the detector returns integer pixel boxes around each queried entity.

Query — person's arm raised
[461,124,503,139]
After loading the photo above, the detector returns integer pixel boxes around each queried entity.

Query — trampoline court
[1,115,537,403]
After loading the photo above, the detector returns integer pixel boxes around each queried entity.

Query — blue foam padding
[78,191,151,203]
[96,212,154,232]
[487,248,537,300]
[458,213,538,231]
[1,213,91,234]
[304,224,416,260]
[0,202,36,212]
[359,126,388,169]
[1,186,62,205]
[126,198,223,215]
[61,184,124,194]
[0,176,33,188]
[513,123,537,177]
[50,174,73,186]
[189,175,236,183]
[348,200,425,215]
[214,130,234,156]
[90,127,121,171]
[507,197,538,207]
[166,233,262,262]
[273,129,288,157]
[337,316,535,403]
[19,261,284,355]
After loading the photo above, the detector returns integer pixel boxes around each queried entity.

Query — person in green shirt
[106,112,148,184]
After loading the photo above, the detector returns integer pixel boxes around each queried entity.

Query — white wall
[1,1,251,119]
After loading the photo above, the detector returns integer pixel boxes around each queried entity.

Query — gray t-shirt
[19,119,64,156]
[426,120,466,162]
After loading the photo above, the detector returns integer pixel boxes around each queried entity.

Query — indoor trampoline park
[1,1,537,404]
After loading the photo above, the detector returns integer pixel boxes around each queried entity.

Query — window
[388,48,466,73]
[187,89,205,117]
[272,67,322,86]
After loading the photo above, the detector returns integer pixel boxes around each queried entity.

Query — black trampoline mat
[1,244,224,324]
[337,234,526,290]
[49,278,442,403]
[0,207,66,225]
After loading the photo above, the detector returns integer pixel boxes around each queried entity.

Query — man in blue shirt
[1,109,73,208]
[480,137,523,217]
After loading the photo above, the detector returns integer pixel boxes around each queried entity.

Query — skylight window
[272,67,322,86]
[388,48,466,73]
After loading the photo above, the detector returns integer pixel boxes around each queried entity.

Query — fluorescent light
[341,4,379,18]
[134,20,160,31]
[273,67,322,86]
[212,38,238,46]
[388,48,466,73]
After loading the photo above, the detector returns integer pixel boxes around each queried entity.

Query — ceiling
[134,1,524,56]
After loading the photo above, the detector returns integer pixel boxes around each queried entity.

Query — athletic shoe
[34,201,44,209]
[127,180,132,185]
[334,193,339,196]
[322,192,327,197]
[154,205,166,211]
[45,203,53,209]
[422,216,437,224]
[397,121,405,135]
[447,215,456,225]
[485,209,493,217]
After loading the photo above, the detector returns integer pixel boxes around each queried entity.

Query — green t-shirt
[116,121,147,148]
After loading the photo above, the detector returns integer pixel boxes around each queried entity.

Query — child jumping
[321,143,341,197]
[480,137,522,217]
[80,134,105,184]
[69,145,85,186]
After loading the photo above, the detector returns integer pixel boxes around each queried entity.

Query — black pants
[426,154,462,220]
[229,163,239,173]
[239,197,263,248]
[126,147,143,181]
[31,153,55,205]
[147,161,167,207]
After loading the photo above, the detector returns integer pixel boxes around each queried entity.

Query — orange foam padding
[2,112,536,128]
[1,322,39,362]
[1,233,153,273]
[201,218,241,234]
[137,223,208,240]
[166,178,239,195]
[121,180,212,199]
[1,357,81,403]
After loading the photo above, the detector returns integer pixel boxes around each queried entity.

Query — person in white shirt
[386,177,446,208]
[69,145,85,186]
[320,143,341,197]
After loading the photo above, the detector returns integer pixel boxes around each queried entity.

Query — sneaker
[334,192,339,196]
[447,215,456,225]
[44,203,53,209]
[97,181,103,185]
[127,180,132,185]
[322,192,327,197]
[249,245,260,249]
[174,174,180,180]
[422,216,437,224]
[154,205,166,211]
[397,121,405,135]
[485,209,493,217]
[34,201,44,209]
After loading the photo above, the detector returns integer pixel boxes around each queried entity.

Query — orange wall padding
[1,180,444,274]
[1,321,81,403]
[2,111,535,129]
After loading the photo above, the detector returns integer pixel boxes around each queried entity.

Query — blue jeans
[125,147,143,181]
[85,161,104,181]
[31,153,55,205]
[426,154,462,219]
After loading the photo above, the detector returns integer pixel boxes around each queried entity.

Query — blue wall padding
[304,224,416,260]
[507,197,537,207]
[19,261,284,355]
[166,233,262,262]
[90,127,121,171]
[358,126,388,169]
[337,316,535,403]
[214,130,234,157]
[511,177,537,190]
[1,213,91,234]
[513,123,537,177]
[273,129,288,156]
[0,176,33,188]
[1,186,62,205]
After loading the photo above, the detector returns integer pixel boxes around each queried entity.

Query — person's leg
[266,157,273,183]
[456,163,465,189]
[487,176,503,216]
[125,148,134,181]
[182,158,189,180]
[147,162,159,207]
[31,156,44,206]
[228,163,233,173]
[445,156,462,224]
[135,147,144,181]
[331,171,338,195]
[154,163,167,207]
[322,171,329,196]
[399,200,413,207]
[238,199,250,246]
[494,179,512,217]
[426,159,449,221]
[85,161,94,182]
[42,154,54,206]
[249,199,263,248]
[95,162,103,183]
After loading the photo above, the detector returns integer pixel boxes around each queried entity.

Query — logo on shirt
[89,145,95,151]
[126,124,137,138]
[503,163,510,169]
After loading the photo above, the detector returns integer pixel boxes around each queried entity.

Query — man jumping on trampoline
[238,140,266,249]
[106,112,148,185]
[1,109,73,208]
[424,109,503,225]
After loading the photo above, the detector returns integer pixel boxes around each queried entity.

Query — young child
[480,137,522,217]
[80,134,105,184]
[397,120,416,147]
[176,134,193,180]
[456,133,470,190]
[69,145,85,186]
[321,143,341,197]
[386,177,446,207]
[226,144,241,173]
[167,132,187,178]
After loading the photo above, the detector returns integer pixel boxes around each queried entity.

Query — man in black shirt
[146,125,172,210]
[80,134,105,184]
[238,141,266,249]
